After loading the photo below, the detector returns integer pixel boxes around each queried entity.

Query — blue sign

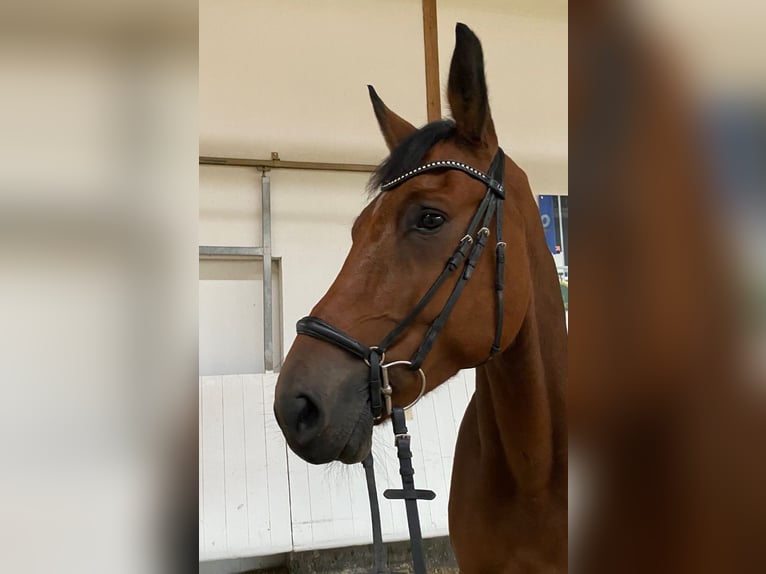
[538,195,558,254]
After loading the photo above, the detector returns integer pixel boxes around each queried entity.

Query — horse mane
[367,119,456,196]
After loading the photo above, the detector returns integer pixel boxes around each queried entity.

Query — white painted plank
[450,371,473,432]
[330,464,355,543]
[432,382,458,494]
[199,384,205,552]
[414,395,444,533]
[408,400,432,533]
[223,375,249,552]
[287,451,313,550]
[448,373,465,435]
[243,375,270,551]
[201,377,227,555]
[464,369,476,395]
[262,374,293,552]
[348,454,372,544]
[457,370,471,411]
[306,459,334,546]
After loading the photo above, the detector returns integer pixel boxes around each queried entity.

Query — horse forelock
[367,119,456,197]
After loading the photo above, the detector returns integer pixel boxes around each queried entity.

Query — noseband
[296,147,507,419]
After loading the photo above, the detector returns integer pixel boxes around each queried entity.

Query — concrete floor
[214,537,461,574]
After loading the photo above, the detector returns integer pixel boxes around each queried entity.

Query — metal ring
[380,360,428,411]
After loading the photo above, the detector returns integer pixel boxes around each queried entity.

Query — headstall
[296,147,507,574]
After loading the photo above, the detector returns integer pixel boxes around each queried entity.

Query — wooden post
[422,0,441,122]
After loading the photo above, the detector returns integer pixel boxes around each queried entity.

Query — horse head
[274,24,535,465]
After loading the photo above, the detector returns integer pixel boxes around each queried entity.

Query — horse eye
[416,211,445,231]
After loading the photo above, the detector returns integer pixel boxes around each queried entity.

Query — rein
[295,147,507,574]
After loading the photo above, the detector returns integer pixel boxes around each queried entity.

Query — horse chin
[338,427,372,464]
[336,409,373,464]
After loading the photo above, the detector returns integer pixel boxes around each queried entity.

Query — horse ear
[368,85,417,152]
[447,23,497,147]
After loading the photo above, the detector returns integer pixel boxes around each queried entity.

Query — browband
[381,159,505,198]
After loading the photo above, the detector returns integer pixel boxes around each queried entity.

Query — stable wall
[200,0,568,372]
[200,0,567,184]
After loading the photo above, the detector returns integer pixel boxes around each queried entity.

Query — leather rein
[295,147,507,574]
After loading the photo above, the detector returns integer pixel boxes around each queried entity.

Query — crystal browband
[380,159,505,198]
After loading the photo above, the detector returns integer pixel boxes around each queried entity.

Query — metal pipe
[261,170,274,372]
[199,246,264,259]
[203,152,371,372]
[200,155,377,173]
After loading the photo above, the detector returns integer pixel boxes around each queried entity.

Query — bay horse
[274,23,567,573]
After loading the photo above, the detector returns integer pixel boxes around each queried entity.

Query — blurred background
[0,1,197,573]
[570,1,766,573]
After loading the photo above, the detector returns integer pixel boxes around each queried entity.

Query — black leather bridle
[294,147,508,574]
[296,147,507,420]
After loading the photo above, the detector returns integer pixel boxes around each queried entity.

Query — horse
[274,23,567,573]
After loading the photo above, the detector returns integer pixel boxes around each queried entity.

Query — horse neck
[473,183,568,492]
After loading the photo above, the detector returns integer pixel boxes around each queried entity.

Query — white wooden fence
[199,371,475,561]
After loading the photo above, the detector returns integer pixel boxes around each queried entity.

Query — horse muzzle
[274,341,373,464]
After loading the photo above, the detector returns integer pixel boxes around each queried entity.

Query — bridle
[296,146,507,420]
[294,147,508,574]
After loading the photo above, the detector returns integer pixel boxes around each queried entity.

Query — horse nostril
[274,386,324,448]
[295,394,321,437]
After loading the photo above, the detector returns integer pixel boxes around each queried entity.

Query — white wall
[199,260,282,376]
[199,165,369,366]
[199,0,567,196]
[200,0,427,164]
[199,0,568,370]
[438,0,568,196]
